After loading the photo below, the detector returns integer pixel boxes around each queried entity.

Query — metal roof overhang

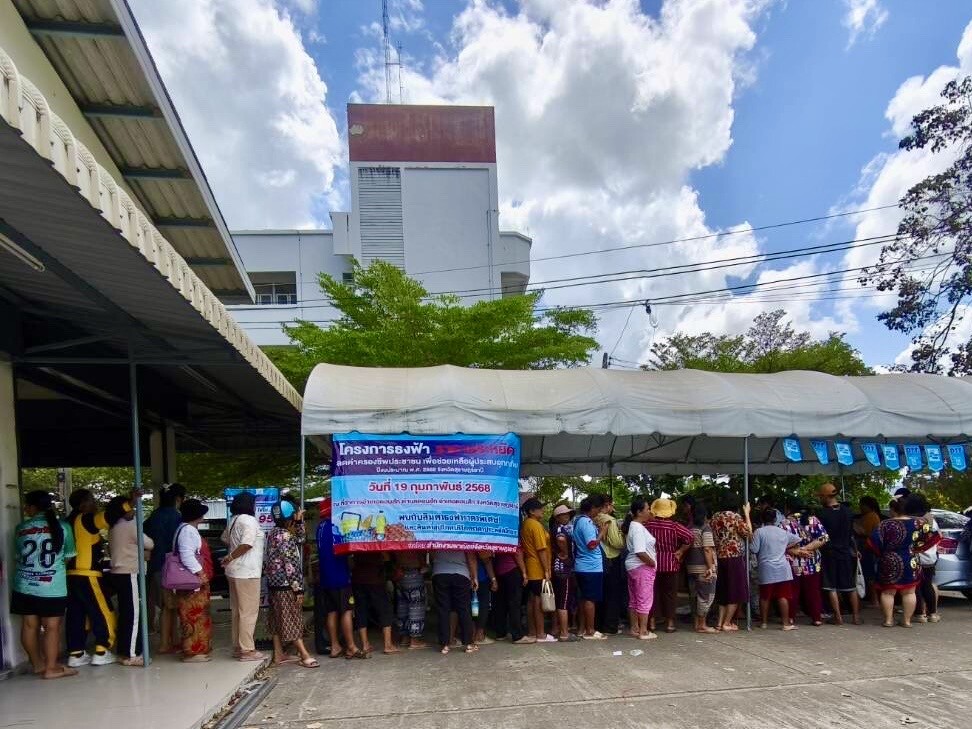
[10,0,254,302]
[0,119,298,467]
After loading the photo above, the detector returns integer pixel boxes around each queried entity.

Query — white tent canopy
[301,364,972,475]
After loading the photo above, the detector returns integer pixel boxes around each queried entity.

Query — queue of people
[10,484,313,678]
[314,485,954,657]
[9,481,958,678]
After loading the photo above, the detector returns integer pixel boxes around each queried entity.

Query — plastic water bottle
[471,592,480,618]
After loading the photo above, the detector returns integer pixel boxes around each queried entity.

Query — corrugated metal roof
[11,0,253,300]
[0,40,301,418]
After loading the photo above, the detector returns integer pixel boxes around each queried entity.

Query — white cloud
[843,19,972,366]
[842,0,888,48]
[129,0,342,229]
[353,0,847,365]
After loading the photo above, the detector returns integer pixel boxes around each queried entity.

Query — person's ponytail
[45,508,65,553]
[25,490,64,553]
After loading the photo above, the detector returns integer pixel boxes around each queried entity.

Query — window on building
[342,271,354,284]
[249,271,297,305]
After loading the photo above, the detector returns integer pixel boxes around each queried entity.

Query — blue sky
[133,0,972,368]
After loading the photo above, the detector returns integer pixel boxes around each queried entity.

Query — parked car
[198,521,229,596]
[929,509,971,599]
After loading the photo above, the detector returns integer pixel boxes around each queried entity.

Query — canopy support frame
[129,349,151,667]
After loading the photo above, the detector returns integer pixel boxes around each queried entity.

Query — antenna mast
[382,0,392,103]
[397,42,405,103]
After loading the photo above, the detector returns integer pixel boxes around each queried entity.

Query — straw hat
[650,498,677,519]
[553,504,575,517]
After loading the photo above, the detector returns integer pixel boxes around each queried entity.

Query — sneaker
[929,614,941,623]
[476,637,496,645]
[91,651,116,666]
[582,631,607,640]
[67,653,91,668]
[536,634,557,643]
[513,636,537,645]
[915,615,928,623]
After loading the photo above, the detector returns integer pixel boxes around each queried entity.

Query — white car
[930,509,971,600]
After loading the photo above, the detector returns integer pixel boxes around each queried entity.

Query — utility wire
[228,230,901,309]
[407,202,900,276]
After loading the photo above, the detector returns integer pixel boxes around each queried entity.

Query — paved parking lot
[241,596,972,729]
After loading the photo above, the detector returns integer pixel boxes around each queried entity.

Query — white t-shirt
[222,514,264,579]
[625,521,657,572]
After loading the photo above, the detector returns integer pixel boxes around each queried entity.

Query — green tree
[903,469,972,512]
[861,75,972,374]
[270,260,598,391]
[646,309,871,375]
[643,311,891,502]
[21,466,139,504]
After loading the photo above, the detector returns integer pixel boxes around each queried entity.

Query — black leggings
[491,568,524,641]
[917,565,937,615]
[433,573,473,647]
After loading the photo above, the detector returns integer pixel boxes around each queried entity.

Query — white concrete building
[226,104,532,346]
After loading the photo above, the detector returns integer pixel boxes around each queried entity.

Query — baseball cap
[553,504,575,517]
[521,497,544,512]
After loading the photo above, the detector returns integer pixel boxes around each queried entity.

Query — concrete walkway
[242,597,972,729]
[0,601,266,729]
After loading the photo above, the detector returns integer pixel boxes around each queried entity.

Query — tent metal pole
[744,436,751,632]
[129,355,151,667]
[299,434,306,507]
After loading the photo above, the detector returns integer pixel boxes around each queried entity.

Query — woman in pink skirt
[625,497,657,640]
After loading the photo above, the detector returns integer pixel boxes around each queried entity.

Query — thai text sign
[331,433,521,554]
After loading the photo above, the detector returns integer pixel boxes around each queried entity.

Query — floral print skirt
[177,585,212,657]
[267,589,306,643]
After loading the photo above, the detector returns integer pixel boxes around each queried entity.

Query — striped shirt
[645,519,694,573]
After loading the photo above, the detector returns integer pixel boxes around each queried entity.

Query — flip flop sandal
[300,658,320,668]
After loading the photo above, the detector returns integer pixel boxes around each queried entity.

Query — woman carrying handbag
[170,499,214,662]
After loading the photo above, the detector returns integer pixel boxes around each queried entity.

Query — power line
[408,203,900,276]
[228,229,901,310]
[431,232,898,299]
[530,251,951,313]
[608,306,637,358]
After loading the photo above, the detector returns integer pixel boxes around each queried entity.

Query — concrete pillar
[0,361,22,670]
[149,423,178,493]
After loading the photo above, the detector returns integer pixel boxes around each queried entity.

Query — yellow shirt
[67,511,109,577]
[595,513,625,559]
[520,518,550,581]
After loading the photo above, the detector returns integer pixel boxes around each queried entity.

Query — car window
[932,511,969,530]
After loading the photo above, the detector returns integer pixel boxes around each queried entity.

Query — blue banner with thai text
[904,445,923,470]
[330,433,521,554]
[882,444,900,470]
[834,441,854,467]
[861,443,881,467]
[948,444,967,472]
[783,438,803,462]
[810,440,830,465]
[925,445,944,472]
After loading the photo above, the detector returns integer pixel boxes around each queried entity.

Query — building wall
[401,166,493,299]
[227,104,531,346]
[0,361,22,670]
[226,231,347,346]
